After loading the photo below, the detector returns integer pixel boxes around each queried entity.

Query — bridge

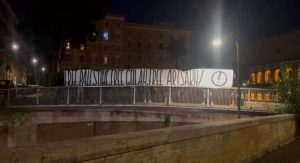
[0,86,280,111]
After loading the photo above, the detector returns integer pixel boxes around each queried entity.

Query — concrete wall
[0,114,296,163]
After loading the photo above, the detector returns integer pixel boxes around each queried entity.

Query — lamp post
[212,38,241,119]
[32,58,38,85]
[41,67,46,86]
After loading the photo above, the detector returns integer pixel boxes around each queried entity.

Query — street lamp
[11,42,19,51]
[41,67,46,72]
[32,58,38,85]
[32,58,38,65]
[212,39,241,119]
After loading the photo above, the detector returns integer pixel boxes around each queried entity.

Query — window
[80,44,85,51]
[159,43,164,50]
[257,72,262,84]
[116,47,120,52]
[103,31,109,41]
[264,70,271,83]
[105,22,109,27]
[66,42,70,50]
[274,69,281,82]
[128,41,132,48]
[117,23,121,28]
[137,42,141,48]
[137,55,141,61]
[104,56,108,65]
[138,32,142,39]
[148,56,152,61]
[79,55,84,63]
[160,33,164,39]
[148,42,152,49]
[251,73,256,83]
[92,55,96,64]
[159,57,162,63]
[128,55,132,60]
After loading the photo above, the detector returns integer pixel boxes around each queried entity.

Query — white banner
[64,69,233,88]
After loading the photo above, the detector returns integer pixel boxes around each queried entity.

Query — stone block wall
[0,114,296,163]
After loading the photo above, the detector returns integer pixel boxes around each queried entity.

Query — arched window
[274,69,281,82]
[251,73,256,83]
[286,67,293,79]
[264,70,271,83]
[257,72,262,84]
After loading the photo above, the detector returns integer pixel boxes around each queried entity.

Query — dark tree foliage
[274,65,300,114]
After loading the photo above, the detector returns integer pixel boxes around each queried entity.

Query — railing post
[36,88,39,105]
[133,86,136,105]
[7,89,10,106]
[248,89,251,102]
[67,87,70,105]
[167,87,172,106]
[206,88,210,106]
[99,87,102,104]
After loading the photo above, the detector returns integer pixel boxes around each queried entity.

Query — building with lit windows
[242,31,300,87]
[60,15,192,70]
[0,0,28,85]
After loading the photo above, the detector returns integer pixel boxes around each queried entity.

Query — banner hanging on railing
[64,69,233,88]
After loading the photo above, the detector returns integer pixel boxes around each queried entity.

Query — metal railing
[0,86,279,107]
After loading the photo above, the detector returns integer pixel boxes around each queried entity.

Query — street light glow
[212,39,222,47]
[12,42,19,51]
[41,67,46,72]
[32,58,38,64]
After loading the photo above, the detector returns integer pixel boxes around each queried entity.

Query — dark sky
[9,0,300,72]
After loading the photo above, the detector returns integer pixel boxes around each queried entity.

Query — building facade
[0,0,28,85]
[248,60,300,86]
[60,15,192,70]
[242,31,300,87]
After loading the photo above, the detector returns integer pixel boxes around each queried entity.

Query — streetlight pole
[236,40,241,119]
[212,38,241,119]
[32,58,38,85]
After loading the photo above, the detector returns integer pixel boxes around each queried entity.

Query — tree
[274,64,300,114]
[167,39,188,69]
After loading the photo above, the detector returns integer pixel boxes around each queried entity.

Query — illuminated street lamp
[32,58,38,85]
[11,42,19,51]
[41,67,46,72]
[32,58,38,65]
[212,38,241,119]
[212,39,222,47]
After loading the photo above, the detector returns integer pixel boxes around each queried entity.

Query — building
[242,31,300,87]
[60,15,192,70]
[0,0,28,85]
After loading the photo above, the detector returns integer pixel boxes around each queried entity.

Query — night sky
[9,0,300,76]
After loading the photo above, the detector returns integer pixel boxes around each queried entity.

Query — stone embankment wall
[0,114,296,163]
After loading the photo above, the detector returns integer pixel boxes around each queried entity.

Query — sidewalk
[253,139,300,163]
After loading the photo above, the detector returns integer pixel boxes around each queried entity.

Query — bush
[274,65,300,114]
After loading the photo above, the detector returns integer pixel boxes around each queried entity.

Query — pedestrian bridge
[0,86,281,111]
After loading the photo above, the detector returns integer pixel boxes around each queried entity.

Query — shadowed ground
[253,139,300,163]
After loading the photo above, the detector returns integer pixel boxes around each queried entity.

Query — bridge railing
[0,86,279,107]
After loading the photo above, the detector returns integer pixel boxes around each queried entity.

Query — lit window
[251,73,256,83]
[257,72,262,84]
[80,44,85,51]
[104,56,108,65]
[286,67,293,79]
[66,42,70,50]
[274,69,281,82]
[264,70,271,83]
[103,31,109,41]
